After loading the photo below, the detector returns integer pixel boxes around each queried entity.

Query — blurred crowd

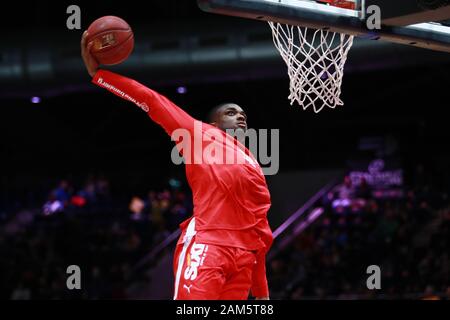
[1,164,449,300]
[0,176,191,299]
[268,168,450,300]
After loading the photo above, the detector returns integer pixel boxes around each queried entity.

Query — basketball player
[81,31,273,300]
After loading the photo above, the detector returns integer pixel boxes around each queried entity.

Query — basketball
[86,16,134,65]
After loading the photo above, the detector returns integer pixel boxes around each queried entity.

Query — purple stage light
[31,96,41,104]
[177,86,187,94]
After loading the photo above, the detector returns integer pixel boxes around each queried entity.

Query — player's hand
[81,31,99,77]
[255,296,270,300]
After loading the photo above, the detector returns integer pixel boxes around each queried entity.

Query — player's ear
[209,121,218,127]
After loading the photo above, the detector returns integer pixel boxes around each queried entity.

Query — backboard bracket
[198,0,450,53]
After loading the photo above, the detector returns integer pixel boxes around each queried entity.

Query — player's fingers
[88,42,98,64]
[81,34,88,58]
[87,41,93,52]
[81,31,87,47]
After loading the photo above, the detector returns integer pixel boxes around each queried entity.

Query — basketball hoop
[199,0,450,107]
[268,0,355,112]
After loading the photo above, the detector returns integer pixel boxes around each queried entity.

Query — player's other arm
[251,252,270,300]
[81,31,196,136]
[251,219,273,300]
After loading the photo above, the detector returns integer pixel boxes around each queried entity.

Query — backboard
[197,0,450,112]
[197,0,450,53]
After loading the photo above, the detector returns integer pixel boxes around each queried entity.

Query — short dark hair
[207,102,236,123]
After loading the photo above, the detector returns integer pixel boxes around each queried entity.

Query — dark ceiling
[1,1,450,202]
[1,0,209,29]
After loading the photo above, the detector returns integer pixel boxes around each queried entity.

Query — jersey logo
[183,243,208,281]
[183,284,192,294]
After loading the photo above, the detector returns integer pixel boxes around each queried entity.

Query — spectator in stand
[52,180,72,204]
[356,177,372,200]
[330,176,356,214]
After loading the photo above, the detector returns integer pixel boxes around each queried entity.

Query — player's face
[215,104,247,131]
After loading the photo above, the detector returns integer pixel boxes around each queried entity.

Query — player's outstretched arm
[80,31,197,137]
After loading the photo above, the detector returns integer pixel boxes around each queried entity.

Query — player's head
[208,102,247,131]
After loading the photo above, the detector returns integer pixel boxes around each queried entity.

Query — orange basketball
[86,16,134,65]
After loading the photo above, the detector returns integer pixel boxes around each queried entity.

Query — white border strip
[262,1,450,37]
[173,218,196,300]
[262,0,359,17]
[407,22,450,36]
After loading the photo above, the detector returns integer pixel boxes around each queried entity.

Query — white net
[268,22,354,112]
